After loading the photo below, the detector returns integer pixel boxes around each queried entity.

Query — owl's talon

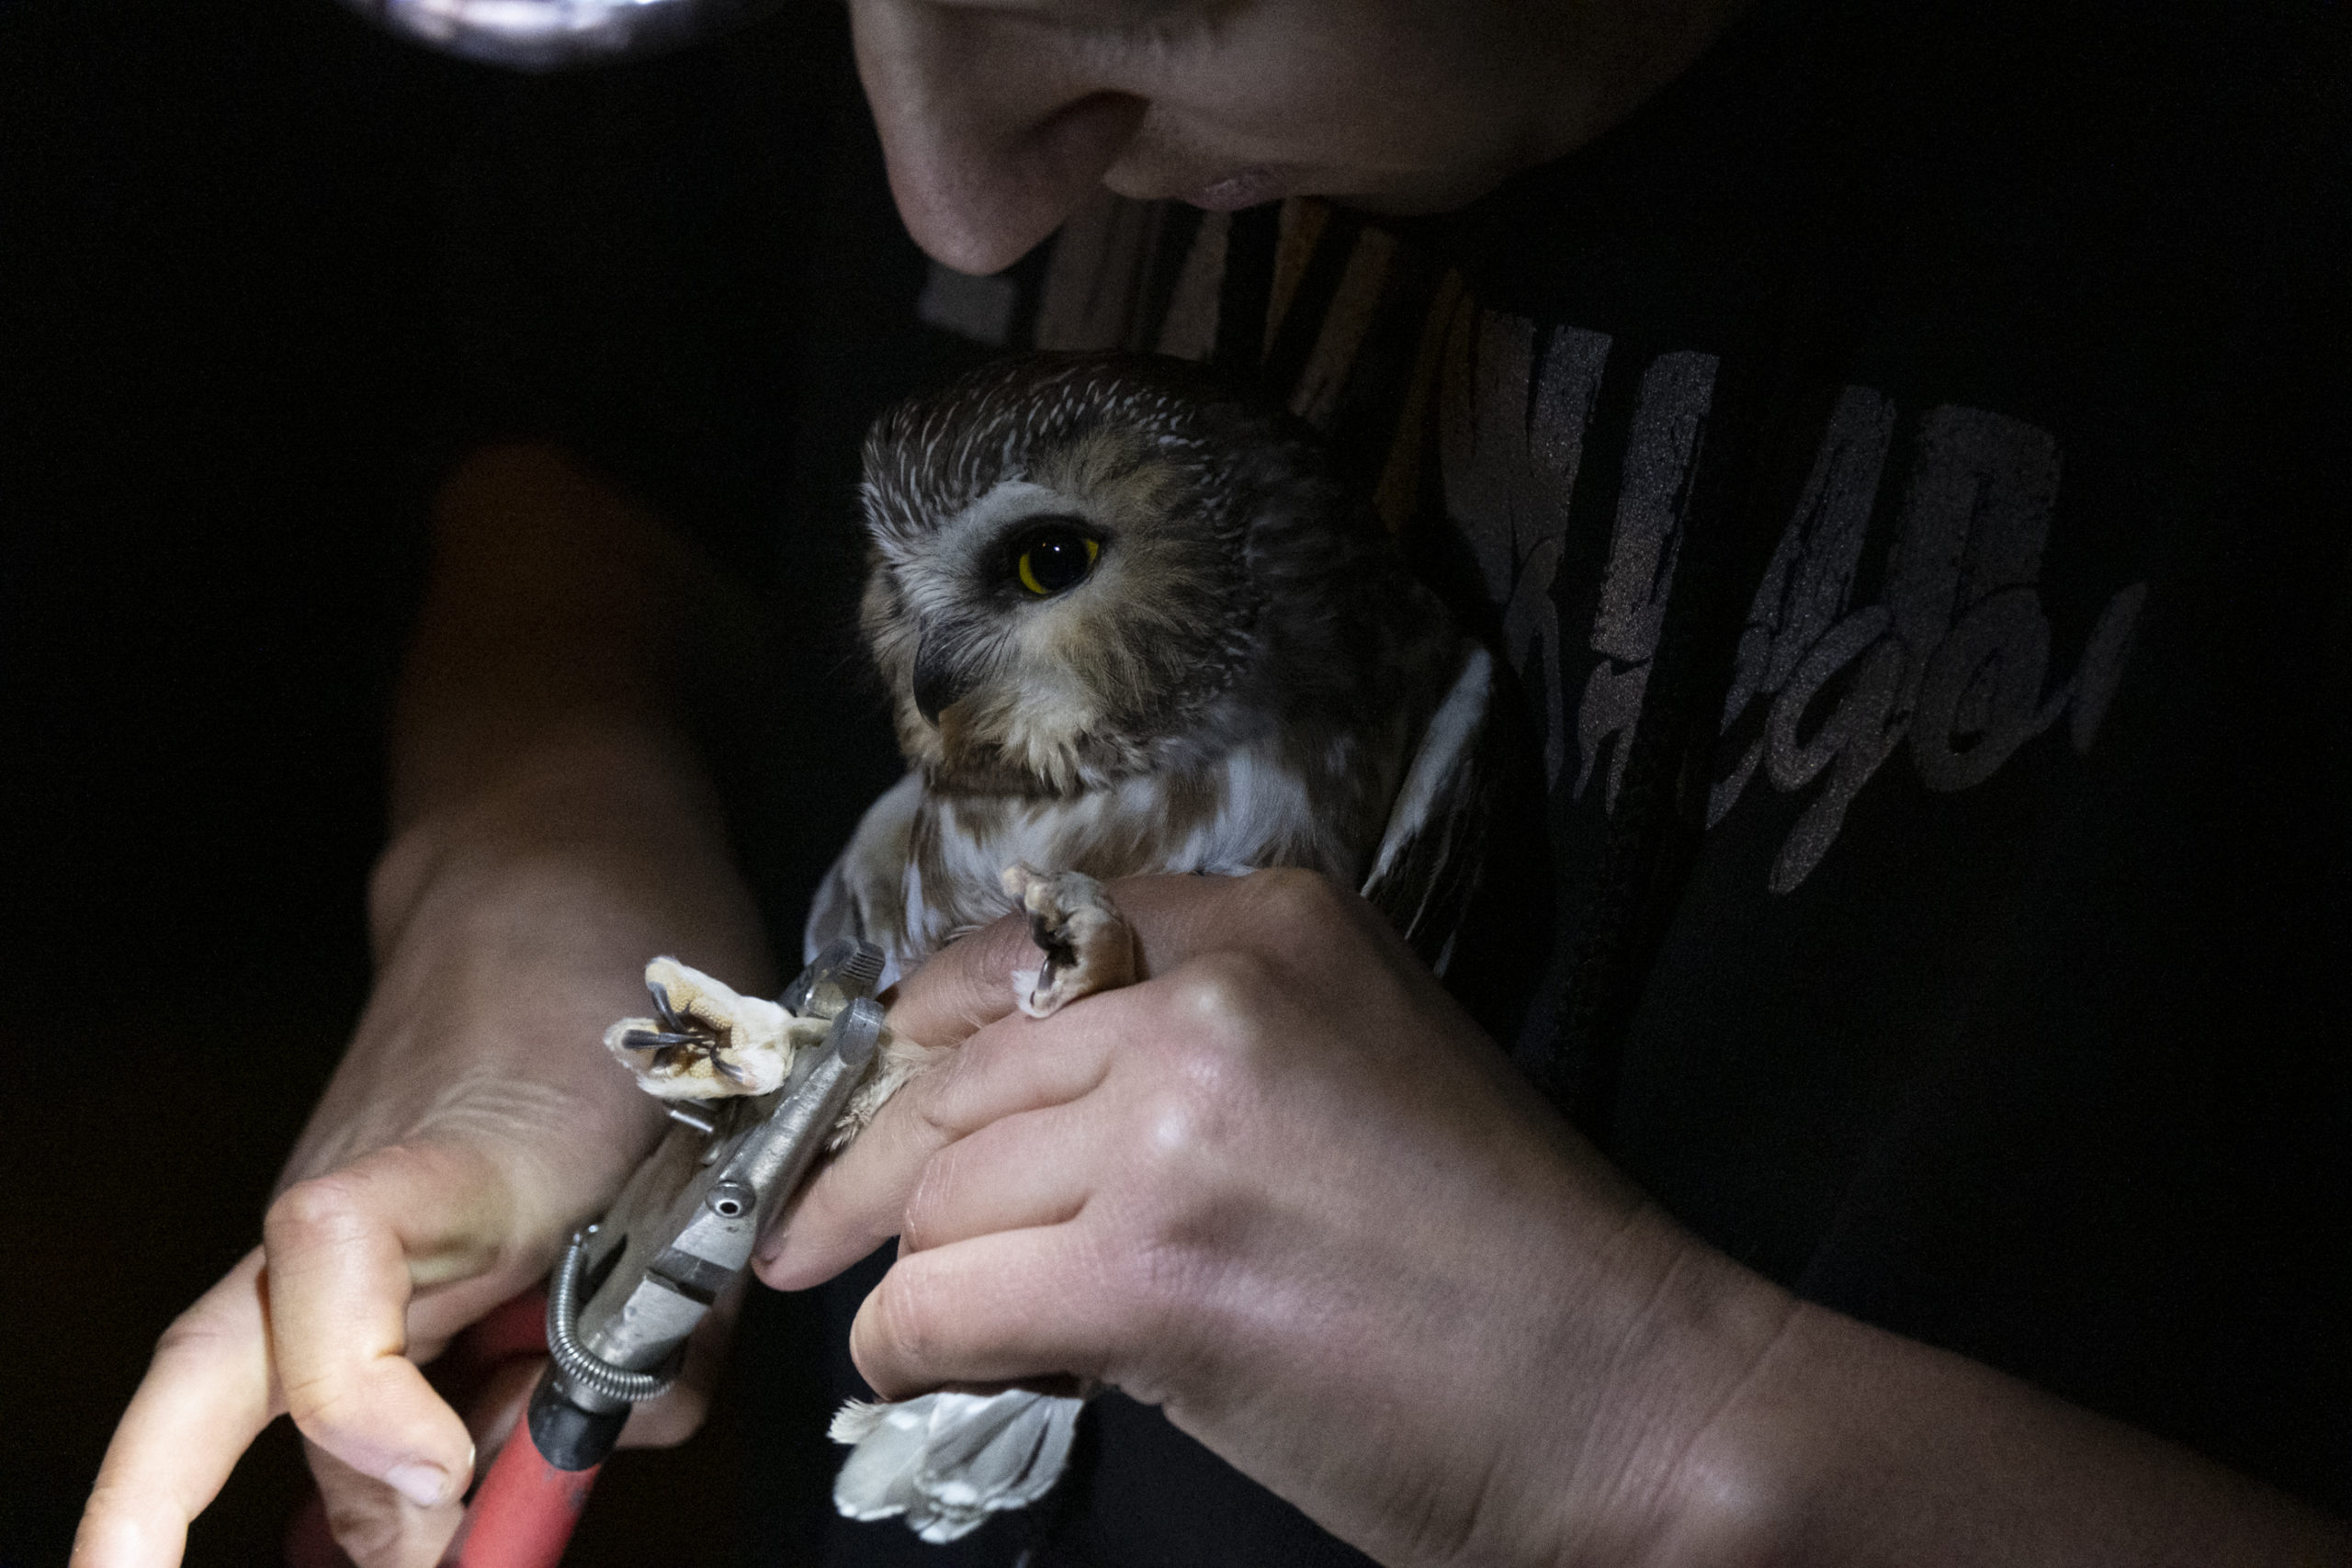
[620,1027,712,1050]
[1000,864,1137,1018]
[1025,904,1077,983]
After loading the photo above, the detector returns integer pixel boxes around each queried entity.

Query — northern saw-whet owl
[615,352,1498,1543]
[808,350,1494,994]
[812,351,1498,1543]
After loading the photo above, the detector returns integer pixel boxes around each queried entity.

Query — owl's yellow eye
[1012,525,1101,597]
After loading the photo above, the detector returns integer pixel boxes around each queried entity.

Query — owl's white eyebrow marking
[904,479,1091,570]
[871,478,1101,659]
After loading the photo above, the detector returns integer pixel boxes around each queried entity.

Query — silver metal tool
[548,938,886,1417]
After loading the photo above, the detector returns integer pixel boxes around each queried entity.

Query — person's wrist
[1508,1203,1803,1568]
[371,719,741,952]
[286,721,771,1195]
[1604,1247,1819,1568]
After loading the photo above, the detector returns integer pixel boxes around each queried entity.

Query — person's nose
[850,0,1147,276]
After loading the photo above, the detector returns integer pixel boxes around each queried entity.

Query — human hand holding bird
[763,869,1788,1568]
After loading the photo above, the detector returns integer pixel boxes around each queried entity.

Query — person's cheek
[850,0,1147,273]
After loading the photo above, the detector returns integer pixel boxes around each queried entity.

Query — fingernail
[386,1460,454,1508]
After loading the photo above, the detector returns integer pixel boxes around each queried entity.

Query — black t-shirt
[1427,0,2352,1517]
[440,0,2351,1557]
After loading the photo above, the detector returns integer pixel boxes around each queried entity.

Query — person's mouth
[1179,167,1289,210]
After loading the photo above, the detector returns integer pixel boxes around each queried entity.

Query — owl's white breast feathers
[807,728,1361,978]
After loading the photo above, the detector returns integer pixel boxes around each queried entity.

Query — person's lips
[1181,166,1288,210]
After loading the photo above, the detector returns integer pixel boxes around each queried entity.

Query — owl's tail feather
[831,1389,1084,1543]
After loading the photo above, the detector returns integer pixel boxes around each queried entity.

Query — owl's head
[857,353,1377,795]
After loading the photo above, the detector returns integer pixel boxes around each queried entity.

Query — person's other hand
[74,739,772,1568]
[763,868,1787,1566]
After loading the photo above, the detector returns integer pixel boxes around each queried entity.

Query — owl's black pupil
[1017,529,1094,594]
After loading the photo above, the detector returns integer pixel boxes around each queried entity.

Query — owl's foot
[831,1388,1085,1544]
[1000,864,1137,1018]
[605,957,831,1100]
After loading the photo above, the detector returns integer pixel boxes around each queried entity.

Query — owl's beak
[912,637,978,727]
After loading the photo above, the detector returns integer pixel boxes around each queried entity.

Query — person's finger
[752,1078,962,1289]
[898,1102,1104,1256]
[265,1145,509,1510]
[303,1440,464,1568]
[72,1249,278,1568]
[850,1225,1135,1400]
[757,997,1119,1288]
[878,908,1037,1049]
[916,990,1131,1127]
[767,870,1331,1292]
[881,871,1255,1050]
[616,1275,743,1448]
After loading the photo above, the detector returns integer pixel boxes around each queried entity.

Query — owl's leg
[829,1031,947,1149]
[1000,864,1138,1019]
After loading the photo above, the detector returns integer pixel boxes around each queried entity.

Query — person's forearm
[1647,1288,2351,1568]
[283,439,774,1191]
[390,439,752,832]
[78,441,781,1568]
[379,437,770,1010]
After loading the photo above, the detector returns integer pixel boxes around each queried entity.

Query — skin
[74,446,772,1567]
[72,2,2352,1565]
[777,874,2348,1566]
[852,0,1754,274]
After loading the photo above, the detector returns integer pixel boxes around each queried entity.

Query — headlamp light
[335,0,787,70]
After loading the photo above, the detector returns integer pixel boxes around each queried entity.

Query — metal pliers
[441,938,886,1568]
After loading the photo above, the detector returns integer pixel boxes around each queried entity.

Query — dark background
[11,0,2346,1562]
[0,0,781,1559]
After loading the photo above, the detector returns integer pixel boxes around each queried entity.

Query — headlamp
[335,0,788,70]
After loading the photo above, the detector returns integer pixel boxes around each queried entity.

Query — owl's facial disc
[865,422,1250,795]
[871,479,1119,785]
[913,514,1102,721]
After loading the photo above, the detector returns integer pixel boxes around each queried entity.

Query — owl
[808,352,1499,1542]
[807,351,1495,993]
[610,352,1500,1542]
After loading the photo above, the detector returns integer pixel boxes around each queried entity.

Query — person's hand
[74,737,774,1568]
[768,866,2352,1567]
[763,868,1789,1566]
